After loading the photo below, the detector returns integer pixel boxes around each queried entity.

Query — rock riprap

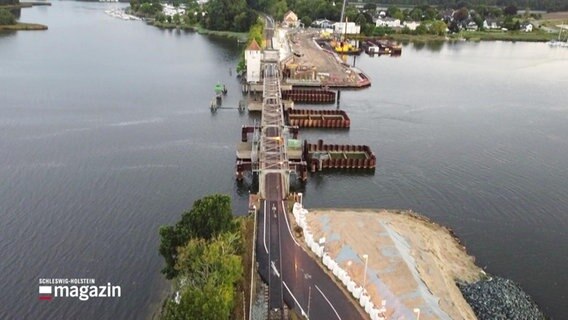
[458,276,546,320]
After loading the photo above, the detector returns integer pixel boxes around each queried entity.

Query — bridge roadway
[255,18,366,319]
[256,182,367,319]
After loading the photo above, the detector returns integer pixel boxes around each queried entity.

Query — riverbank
[296,207,546,320]
[0,22,47,30]
[126,6,248,42]
[141,19,247,41]
[356,29,558,43]
[190,24,247,41]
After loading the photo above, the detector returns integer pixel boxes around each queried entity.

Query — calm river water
[1,2,567,319]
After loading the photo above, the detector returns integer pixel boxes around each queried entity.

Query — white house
[313,19,334,29]
[245,39,262,83]
[376,17,401,28]
[162,4,185,17]
[403,21,421,31]
[483,18,501,30]
[333,22,361,34]
[466,21,478,31]
[282,10,298,28]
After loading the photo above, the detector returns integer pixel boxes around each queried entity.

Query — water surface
[1,2,567,319]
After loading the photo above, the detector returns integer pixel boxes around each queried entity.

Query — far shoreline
[0,22,47,31]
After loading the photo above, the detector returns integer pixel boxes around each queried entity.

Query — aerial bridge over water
[236,49,308,200]
[238,49,368,320]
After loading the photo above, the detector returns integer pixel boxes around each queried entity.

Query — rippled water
[1,2,567,319]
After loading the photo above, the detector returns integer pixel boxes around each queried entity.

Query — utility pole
[339,0,347,26]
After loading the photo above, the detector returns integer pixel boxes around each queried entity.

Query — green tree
[172,13,180,24]
[363,3,377,12]
[159,194,235,279]
[504,4,518,16]
[161,234,243,320]
[301,16,312,27]
[387,5,401,18]
[0,8,16,25]
[409,8,423,21]
[415,23,428,35]
[431,20,447,35]
[205,0,256,32]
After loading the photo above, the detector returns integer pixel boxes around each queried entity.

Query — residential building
[483,18,501,30]
[334,22,361,34]
[403,21,421,31]
[376,17,401,28]
[282,10,298,28]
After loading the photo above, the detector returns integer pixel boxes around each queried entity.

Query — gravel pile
[458,276,546,320]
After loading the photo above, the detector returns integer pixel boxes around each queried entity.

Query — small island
[0,0,48,31]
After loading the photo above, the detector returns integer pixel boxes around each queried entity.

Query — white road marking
[271,261,280,278]
[283,281,308,319]
[281,201,300,246]
[263,201,268,253]
[315,285,342,320]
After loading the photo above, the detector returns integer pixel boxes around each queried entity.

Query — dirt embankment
[305,209,482,320]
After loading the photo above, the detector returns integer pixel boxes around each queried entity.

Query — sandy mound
[305,209,483,320]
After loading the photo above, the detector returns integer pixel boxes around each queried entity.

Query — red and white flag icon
[39,286,52,301]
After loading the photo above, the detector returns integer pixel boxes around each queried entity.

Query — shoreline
[145,21,247,41]
[125,7,247,42]
[350,30,558,43]
[0,22,47,31]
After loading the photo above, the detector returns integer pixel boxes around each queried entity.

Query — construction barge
[360,39,402,56]
[304,139,376,172]
[281,88,336,104]
[286,109,350,128]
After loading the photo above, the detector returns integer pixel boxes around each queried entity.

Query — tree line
[365,0,567,12]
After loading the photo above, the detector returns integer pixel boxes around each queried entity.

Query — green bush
[0,8,16,25]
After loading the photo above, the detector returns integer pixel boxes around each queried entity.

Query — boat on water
[548,25,568,47]
[331,40,362,55]
[104,8,141,21]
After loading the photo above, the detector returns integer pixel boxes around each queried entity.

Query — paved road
[257,175,367,319]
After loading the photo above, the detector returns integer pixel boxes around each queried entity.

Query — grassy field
[146,20,247,41]
[458,29,557,42]
[191,25,248,41]
[542,11,568,20]
[538,11,568,29]
[0,22,47,31]
[388,33,446,42]
[382,29,557,43]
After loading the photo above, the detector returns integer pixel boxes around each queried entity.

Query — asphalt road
[257,173,366,319]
